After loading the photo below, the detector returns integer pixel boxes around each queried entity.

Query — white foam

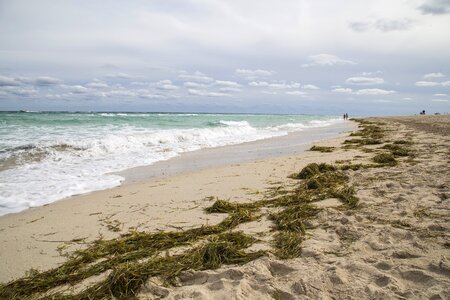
[0,117,342,215]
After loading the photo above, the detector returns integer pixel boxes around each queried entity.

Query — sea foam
[0,113,341,215]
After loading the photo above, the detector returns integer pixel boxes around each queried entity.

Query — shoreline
[1,115,448,299]
[0,120,353,218]
[116,120,354,185]
[0,121,355,282]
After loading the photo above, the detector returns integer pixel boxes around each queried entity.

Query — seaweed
[273,231,303,259]
[270,203,321,233]
[309,145,335,153]
[372,153,398,166]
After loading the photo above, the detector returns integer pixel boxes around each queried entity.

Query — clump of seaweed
[381,143,412,157]
[372,153,398,166]
[290,163,337,180]
[270,203,321,233]
[205,199,257,213]
[273,231,303,259]
[344,120,386,147]
[344,138,382,145]
[309,145,335,153]
[339,163,381,171]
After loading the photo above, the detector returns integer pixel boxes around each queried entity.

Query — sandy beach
[1,116,449,299]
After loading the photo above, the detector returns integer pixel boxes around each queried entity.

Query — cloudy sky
[0,0,449,115]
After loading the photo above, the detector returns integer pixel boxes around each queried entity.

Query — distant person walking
[343,113,349,120]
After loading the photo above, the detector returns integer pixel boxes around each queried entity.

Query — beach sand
[0,116,449,299]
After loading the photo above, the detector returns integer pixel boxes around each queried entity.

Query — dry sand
[0,116,449,299]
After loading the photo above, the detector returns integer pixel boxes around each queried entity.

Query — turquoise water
[0,112,341,215]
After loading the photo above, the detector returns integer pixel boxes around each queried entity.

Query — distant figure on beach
[420,110,426,115]
[343,113,349,120]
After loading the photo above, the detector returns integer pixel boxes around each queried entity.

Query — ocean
[0,112,342,215]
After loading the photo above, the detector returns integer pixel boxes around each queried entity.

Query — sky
[0,0,449,115]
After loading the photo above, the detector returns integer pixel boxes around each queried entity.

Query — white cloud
[331,87,395,95]
[154,80,179,90]
[106,90,137,97]
[235,69,274,80]
[215,80,241,87]
[361,71,383,76]
[354,88,396,95]
[86,81,108,89]
[34,76,62,85]
[178,71,214,83]
[286,91,307,96]
[332,88,353,93]
[248,81,269,87]
[373,99,391,103]
[415,81,440,87]
[431,99,449,102]
[268,82,301,89]
[434,93,447,96]
[441,81,450,86]
[0,86,37,97]
[346,77,384,85]
[105,73,134,79]
[403,97,413,100]
[423,72,445,79]
[60,84,89,93]
[218,87,241,93]
[302,54,356,67]
[302,84,320,90]
[183,81,207,88]
[188,89,228,97]
[130,81,148,86]
[261,90,277,95]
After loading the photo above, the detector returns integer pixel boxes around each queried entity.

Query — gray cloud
[349,19,414,32]
[418,0,450,15]
[375,19,415,32]
[348,22,371,32]
[34,76,62,85]
[0,75,22,86]
[0,86,37,97]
